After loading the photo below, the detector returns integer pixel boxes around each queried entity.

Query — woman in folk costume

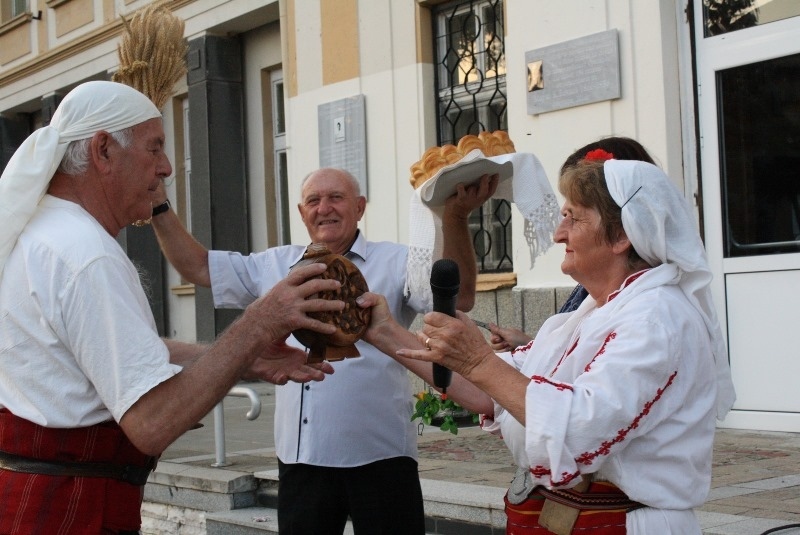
[361,155,736,534]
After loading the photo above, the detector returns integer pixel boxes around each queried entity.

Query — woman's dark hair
[560,136,655,175]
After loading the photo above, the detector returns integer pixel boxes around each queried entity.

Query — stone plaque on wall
[318,95,368,198]
[525,29,620,115]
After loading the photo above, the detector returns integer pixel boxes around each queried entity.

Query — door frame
[693,6,800,431]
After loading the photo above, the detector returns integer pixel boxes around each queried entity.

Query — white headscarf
[603,159,736,419]
[0,81,162,278]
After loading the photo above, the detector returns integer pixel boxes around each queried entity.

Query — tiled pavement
[162,382,800,534]
[412,425,800,534]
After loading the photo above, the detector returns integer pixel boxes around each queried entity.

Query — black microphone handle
[430,258,459,393]
[431,292,457,391]
[432,363,452,391]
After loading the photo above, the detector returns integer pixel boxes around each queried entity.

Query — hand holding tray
[418,150,514,207]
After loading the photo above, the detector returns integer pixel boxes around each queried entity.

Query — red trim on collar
[607,269,650,302]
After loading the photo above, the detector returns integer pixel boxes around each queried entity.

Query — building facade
[1,0,799,432]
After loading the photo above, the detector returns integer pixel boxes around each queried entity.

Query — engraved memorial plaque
[525,29,620,115]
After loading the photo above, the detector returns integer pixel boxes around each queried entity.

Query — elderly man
[150,165,496,533]
[0,81,341,534]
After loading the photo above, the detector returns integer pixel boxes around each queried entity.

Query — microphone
[430,259,459,397]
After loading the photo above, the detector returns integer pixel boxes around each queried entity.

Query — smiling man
[298,169,365,255]
[0,81,342,534]
[151,165,496,534]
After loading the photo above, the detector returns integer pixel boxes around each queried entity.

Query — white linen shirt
[483,265,718,534]
[0,196,181,427]
[209,232,426,467]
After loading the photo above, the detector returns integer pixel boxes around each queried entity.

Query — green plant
[411,390,479,435]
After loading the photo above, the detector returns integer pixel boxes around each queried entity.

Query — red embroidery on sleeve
[531,466,551,478]
[479,413,495,428]
[571,371,678,470]
[531,375,574,391]
[552,471,581,487]
[529,467,582,488]
[512,339,534,355]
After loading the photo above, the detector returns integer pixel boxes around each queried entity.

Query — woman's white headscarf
[0,80,162,278]
[604,159,736,419]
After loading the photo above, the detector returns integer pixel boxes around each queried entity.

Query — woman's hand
[488,324,532,352]
[401,311,530,422]
[356,291,400,350]
[399,311,496,381]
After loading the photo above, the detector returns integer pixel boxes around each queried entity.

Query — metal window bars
[433,0,512,273]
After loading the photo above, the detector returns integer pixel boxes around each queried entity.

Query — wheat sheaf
[112,2,188,111]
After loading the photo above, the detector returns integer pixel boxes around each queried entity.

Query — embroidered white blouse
[483,266,718,533]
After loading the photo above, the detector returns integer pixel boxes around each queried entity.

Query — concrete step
[206,506,449,535]
[205,507,279,535]
[252,469,507,534]
[206,507,359,535]
[143,462,507,534]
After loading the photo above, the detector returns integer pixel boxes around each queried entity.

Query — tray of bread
[409,131,516,207]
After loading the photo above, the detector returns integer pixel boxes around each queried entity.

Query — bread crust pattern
[409,131,516,189]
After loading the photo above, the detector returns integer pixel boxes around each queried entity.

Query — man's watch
[152,199,171,217]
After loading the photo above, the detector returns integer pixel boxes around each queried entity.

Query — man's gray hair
[58,127,135,176]
[301,168,361,196]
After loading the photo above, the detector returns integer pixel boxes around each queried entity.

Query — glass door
[695,0,800,431]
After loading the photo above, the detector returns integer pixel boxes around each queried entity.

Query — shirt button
[305,385,310,390]
[303,418,308,424]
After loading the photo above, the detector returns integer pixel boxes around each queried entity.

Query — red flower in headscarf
[584,148,615,161]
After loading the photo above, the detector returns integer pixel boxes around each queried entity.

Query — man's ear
[90,131,113,171]
[355,196,366,220]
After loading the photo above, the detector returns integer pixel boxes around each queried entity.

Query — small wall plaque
[318,95,368,198]
[525,29,620,115]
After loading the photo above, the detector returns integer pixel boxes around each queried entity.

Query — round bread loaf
[291,243,371,363]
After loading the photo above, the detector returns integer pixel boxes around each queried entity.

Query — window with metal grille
[432,0,511,272]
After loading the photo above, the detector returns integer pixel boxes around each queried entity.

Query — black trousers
[277,457,425,535]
